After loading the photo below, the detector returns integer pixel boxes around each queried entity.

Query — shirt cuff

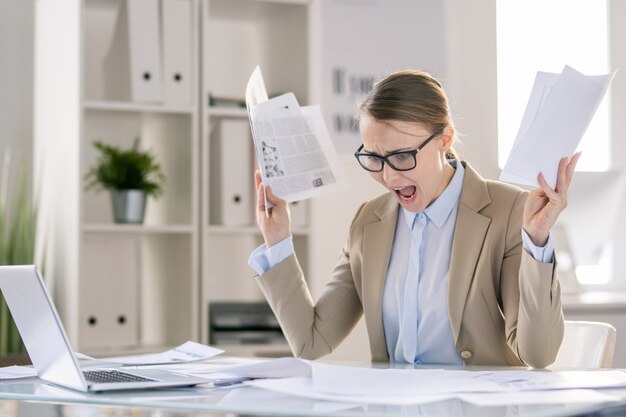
[248,235,295,275]
[521,228,554,263]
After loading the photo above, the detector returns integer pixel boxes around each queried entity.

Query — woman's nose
[382,162,398,183]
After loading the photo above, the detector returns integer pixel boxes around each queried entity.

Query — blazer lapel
[362,195,398,361]
[448,163,492,343]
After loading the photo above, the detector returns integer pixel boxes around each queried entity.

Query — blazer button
[461,350,472,359]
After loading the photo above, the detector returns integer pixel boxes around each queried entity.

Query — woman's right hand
[255,170,291,247]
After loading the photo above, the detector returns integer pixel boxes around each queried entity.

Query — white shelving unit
[200,0,312,355]
[36,0,313,358]
[78,0,201,354]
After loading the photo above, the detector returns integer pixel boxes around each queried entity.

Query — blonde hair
[359,70,458,160]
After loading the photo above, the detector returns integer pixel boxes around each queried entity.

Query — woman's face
[359,114,455,212]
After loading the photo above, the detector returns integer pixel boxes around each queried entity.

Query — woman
[248,70,579,367]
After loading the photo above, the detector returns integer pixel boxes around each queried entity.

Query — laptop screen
[0,265,86,391]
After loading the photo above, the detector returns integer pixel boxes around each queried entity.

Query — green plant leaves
[0,164,36,355]
[84,138,166,198]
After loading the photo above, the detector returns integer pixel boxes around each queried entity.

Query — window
[496,0,610,172]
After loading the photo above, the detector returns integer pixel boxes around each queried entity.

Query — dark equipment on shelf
[209,302,286,346]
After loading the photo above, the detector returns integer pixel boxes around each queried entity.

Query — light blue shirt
[383,162,465,365]
[248,161,554,364]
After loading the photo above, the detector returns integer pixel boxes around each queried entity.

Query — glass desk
[2,365,626,417]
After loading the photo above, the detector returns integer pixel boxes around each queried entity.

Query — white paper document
[0,365,37,380]
[477,369,626,391]
[246,66,349,205]
[245,362,626,406]
[224,357,311,379]
[247,376,454,406]
[311,363,506,397]
[218,385,362,414]
[500,65,615,188]
[458,389,620,406]
[91,341,223,366]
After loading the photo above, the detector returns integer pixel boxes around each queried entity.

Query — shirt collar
[401,160,465,229]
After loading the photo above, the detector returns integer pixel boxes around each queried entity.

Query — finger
[254,170,263,189]
[564,152,582,188]
[256,179,266,212]
[538,172,560,201]
[265,185,287,207]
[555,156,568,194]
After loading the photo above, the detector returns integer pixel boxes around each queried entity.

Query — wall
[610,0,626,290]
[0,0,35,178]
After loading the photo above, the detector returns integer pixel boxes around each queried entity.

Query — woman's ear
[439,126,455,151]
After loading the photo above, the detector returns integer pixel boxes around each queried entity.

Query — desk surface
[2,365,626,417]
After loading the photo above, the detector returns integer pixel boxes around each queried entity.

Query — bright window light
[496,0,610,171]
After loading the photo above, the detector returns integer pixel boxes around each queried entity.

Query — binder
[79,235,139,349]
[103,0,163,103]
[128,0,163,102]
[210,120,254,226]
[161,0,193,105]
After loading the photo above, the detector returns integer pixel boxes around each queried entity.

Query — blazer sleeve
[500,191,565,368]
[254,206,366,360]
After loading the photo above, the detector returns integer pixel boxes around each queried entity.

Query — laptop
[0,265,207,392]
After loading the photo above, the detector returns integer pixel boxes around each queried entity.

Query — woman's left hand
[522,152,582,246]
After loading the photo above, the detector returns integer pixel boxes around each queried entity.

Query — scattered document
[476,369,626,391]
[90,341,223,366]
[172,357,311,388]
[311,363,506,397]
[219,385,363,414]
[245,361,626,406]
[246,66,348,208]
[457,389,621,406]
[0,365,37,380]
[500,65,615,188]
[224,357,311,379]
[247,376,454,406]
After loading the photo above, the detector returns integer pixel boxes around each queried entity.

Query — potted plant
[84,139,165,224]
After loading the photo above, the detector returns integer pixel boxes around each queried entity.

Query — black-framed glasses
[354,130,442,172]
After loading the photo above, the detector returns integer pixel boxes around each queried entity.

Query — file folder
[79,235,139,349]
[103,0,163,103]
[161,0,193,105]
[210,120,254,226]
[128,0,163,102]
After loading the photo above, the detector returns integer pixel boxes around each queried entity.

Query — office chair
[549,320,617,369]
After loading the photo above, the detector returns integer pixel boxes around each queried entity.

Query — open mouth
[393,186,416,202]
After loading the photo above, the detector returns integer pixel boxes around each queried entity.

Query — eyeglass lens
[359,153,416,171]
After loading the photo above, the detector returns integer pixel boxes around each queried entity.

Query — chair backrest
[550,320,617,369]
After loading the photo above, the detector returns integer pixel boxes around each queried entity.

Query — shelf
[83,100,195,114]
[206,106,248,118]
[83,224,195,234]
[206,225,310,236]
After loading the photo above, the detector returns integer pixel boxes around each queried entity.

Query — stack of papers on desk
[239,360,626,406]
[500,65,615,188]
[79,341,223,367]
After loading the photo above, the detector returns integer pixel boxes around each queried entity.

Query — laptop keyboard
[84,369,155,384]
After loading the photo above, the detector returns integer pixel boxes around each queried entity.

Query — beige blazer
[256,161,564,367]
